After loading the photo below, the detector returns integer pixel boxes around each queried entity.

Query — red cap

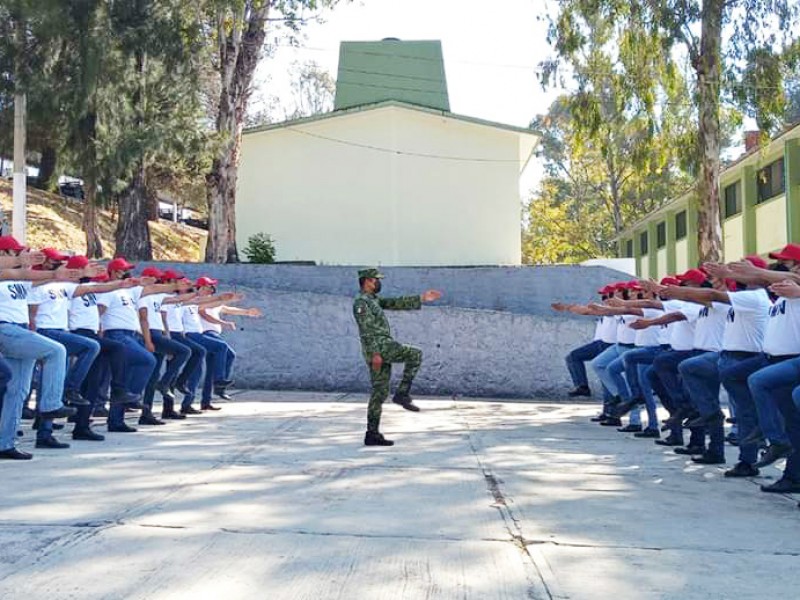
[41,247,69,262]
[0,236,25,252]
[65,255,90,269]
[768,243,800,262]
[660,276,681,286]
[677,268,707,284]
[141,266,163,278]
[597,284,612,294]
[724,278,738,291]
[196,276,218,288]
[744,255,768,270]
[625,280,642,290]
[91,272,110,283]
[160,269,183,281]
[107,257,136,272]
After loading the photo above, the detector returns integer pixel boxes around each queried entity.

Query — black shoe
[201,403,222,411]
[568,385,592,397]
[724,461,759,478]
[108,424,138,433]
[181,407,202,415]
[156,383,176,402]
[760,478,800,493]
[660,408,689,432]
[364,431,394,446]
[215,379,233,387]
[656,436,684,447]
[161,410,187,420]
[64,389,90,407]
[52,422,64,430]
[38,406,77,420]
[691,453,725,465]
[35,436,70,449]
[617,424,642,433]
[634,429,660,439]
[754,442,795,469]
[175,382,190,395]
[138,413,166,426]
[685,411,725,429]
[92,406,109,418]
[590,413,611,422]
[392,393,420,412]
[675,445,706,455]
[72,428,105,441]
[599,417,622,427]
[740,428,765,446]
[725,433,739,446]
[214,388,233,400]
[21,406,35,420]
[0,447,33,460]
[613,398,645,418]
[110,388,143,407]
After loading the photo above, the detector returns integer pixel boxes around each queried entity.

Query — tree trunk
[205,3,270,263]
[83,175,103,258]
[695,0,724,264]
[37,145,58,192]
[115,165,153,260]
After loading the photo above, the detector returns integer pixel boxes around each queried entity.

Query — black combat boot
[392,392,420,412]
[364,431,394,446]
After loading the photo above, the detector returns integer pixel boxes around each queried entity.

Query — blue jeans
[0,354,13,430]
[622,346,665,430]
[204,331,236,381]
[38,329,100,392]
[186,332,228,404]
[592,344,641,426]
[142,331,191,410]
[104,330,156,428]
[0,324,67,450]
[176,334,206,409]
[719,352,769,465]
[747,357,794,445]
[651,349,705,444]
[566,340,609,388]
[679,352,722,456]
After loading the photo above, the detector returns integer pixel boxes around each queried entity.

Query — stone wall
[141,264,628,398]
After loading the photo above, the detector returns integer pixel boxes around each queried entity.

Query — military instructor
[353,268,442,447]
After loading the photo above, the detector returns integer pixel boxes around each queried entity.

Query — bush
[243,232,276,264]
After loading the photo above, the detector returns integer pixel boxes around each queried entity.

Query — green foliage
[243,232,276,263]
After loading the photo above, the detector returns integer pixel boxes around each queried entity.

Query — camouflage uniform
[353,270,423,433]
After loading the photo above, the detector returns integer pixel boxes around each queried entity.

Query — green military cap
[358,267,384,279]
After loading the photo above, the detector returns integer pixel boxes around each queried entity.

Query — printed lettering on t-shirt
[47,288,71,301]
[120,296,131,307]
[699,306,710,318]
[727,308,735,323]
[769,300,787,318]
[7,283,28,300]
[82,293,97,308]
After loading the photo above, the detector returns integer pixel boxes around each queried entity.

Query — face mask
[373,280,382,294]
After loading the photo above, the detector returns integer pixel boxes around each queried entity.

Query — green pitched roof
[334,39,450,112]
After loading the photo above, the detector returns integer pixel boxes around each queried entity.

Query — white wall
[237,105,527,266]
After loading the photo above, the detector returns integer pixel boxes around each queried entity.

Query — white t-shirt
[69,285,102,333]
[201,305,224,334]
[137,293,168,332]
[616,315,637,345]
[182,304,204,334]
[0,280,33,325]
[97,287,143,332]
[693,302,728,352]
[592,318,603,341]
[636,308,663,347]
[763,297,800,356]
[722,289,771,353]
[667,300,700,352]
[164,302,184,333]
[598,316,617,344]
[29,282,79,330]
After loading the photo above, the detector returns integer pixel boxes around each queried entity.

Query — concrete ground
[1,392,799,600]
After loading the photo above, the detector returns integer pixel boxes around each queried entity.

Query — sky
[252,0,566,195]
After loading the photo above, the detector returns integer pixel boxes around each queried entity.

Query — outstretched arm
[629,312,687,330]
[656,285,727,305]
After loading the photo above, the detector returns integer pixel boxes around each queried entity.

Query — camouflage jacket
[352,292,421,357]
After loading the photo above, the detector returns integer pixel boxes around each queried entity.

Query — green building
[616,122,800,278]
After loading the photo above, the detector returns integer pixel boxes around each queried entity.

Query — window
[656,221,667,248]
[756,158,785,203]
[640,231,649,255]
[724,182,742,217]
[625,239,634,258]
[675,210,687,240]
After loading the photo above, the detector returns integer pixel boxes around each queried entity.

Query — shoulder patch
[355,304,366,315]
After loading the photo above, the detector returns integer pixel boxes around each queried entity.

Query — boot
[364,431,394,446]
[392,392,420,412]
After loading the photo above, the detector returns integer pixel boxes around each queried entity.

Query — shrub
[243,232,276,264]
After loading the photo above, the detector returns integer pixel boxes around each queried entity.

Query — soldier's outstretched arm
[378,295,422,310]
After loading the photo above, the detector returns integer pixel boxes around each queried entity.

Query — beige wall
[639,255,649,279]
[656,248,667,279]
[723,215,745,262]
[755,196,787,255]
[675,239,688,273]
[237,106,529,266]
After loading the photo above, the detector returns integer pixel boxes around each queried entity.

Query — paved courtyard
[1,391,799,599]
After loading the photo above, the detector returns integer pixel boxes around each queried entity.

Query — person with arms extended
[353,268,441,447]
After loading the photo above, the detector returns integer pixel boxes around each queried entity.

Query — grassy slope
[0,180,204,261]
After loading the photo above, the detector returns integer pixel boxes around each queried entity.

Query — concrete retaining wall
[140,264,627,398]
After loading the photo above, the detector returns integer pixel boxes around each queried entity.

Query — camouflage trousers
[366,340,422,432]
